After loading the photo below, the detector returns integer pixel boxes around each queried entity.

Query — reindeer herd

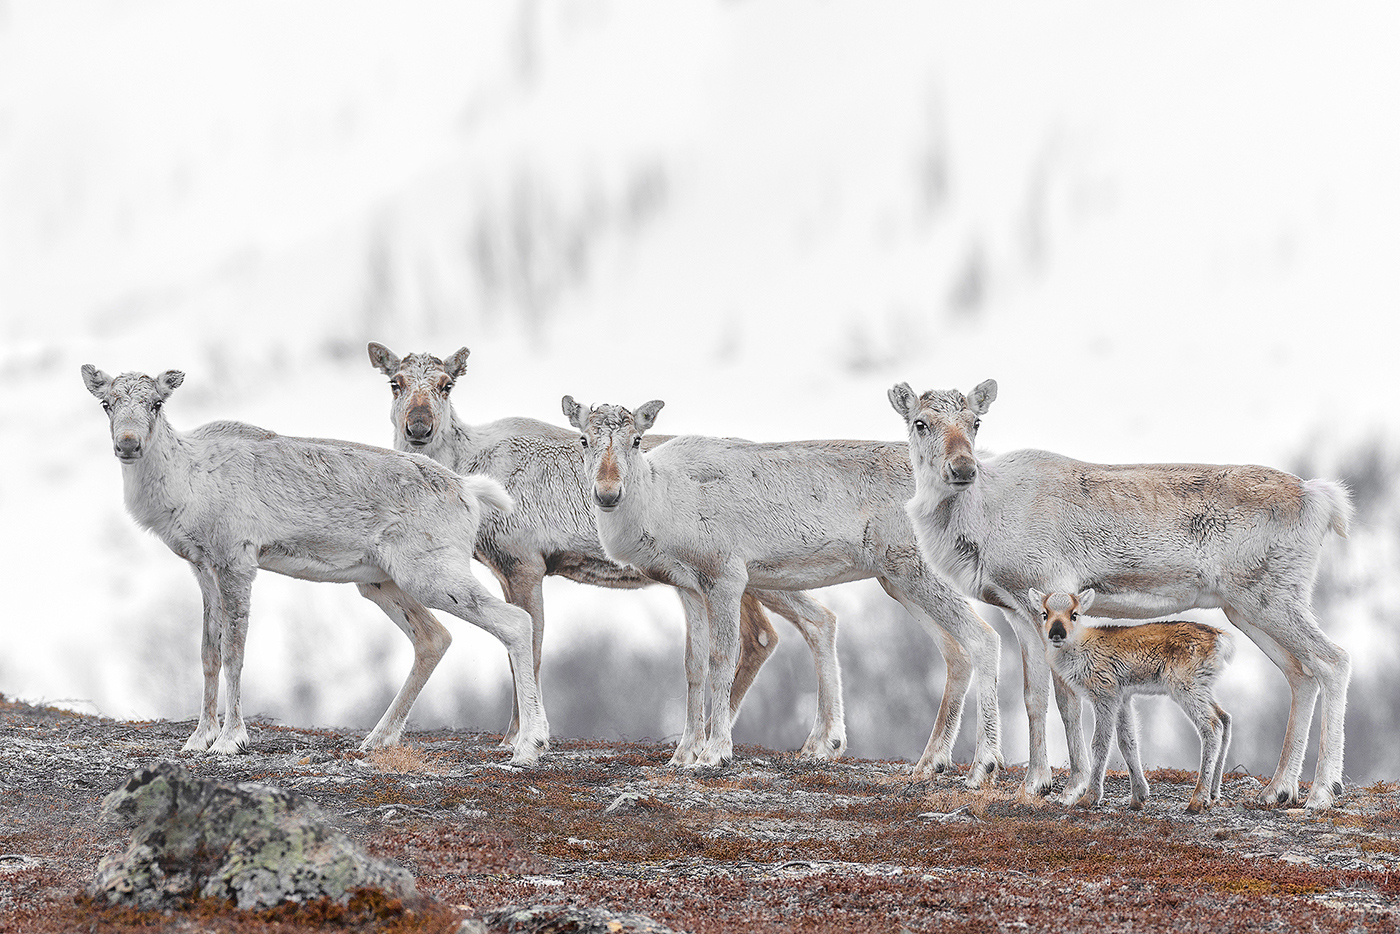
[81,344,1353,812]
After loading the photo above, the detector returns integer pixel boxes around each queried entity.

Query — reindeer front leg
[670,588,711,766]
[181,562,224,752]
[696,579,748,768]
[1061,694,1116,808]
[209,565,256,755]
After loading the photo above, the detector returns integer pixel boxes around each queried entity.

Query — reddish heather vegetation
[1,694,1396,932]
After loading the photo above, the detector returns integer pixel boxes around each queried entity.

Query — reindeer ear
[444,347,471,380]
[367,342,400,375]
[633,400,665,433]
[1028,588,1046,610]
[887,382,916,419]
[1075,588,1095,613]
[81,365,111,399]
[968,379,998,415]
[562,395,589,430]
[155,370,185,399]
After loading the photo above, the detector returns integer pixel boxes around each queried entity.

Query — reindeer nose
[1047,623,1067,645]
[404,417,434,444]
[594,486,623,510]
[114,436,143,461]
[946,457,977,486]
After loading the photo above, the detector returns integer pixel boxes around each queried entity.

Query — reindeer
[366,343,846,759]
[890,379,1353,810]
[562,396,1004,782]
[1032,589,1234,812]
[81,365,548,763]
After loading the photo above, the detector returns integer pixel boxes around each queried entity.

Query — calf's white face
[888,379,997,491]
[562,396,663,512]
[81,366,184,464]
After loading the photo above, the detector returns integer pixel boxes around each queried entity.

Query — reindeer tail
[1303,478,1354,539]
[460,474,514,516]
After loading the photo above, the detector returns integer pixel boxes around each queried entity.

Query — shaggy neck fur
[121,417,193,537]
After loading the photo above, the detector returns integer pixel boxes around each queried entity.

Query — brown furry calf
[1031,588,1234,812]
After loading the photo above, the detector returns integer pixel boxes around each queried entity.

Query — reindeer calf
[1032,589,1234,813]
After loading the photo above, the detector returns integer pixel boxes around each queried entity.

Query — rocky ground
[1,694,1398,933]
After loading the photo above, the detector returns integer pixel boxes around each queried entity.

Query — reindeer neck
[121,419,194,532]
[441,408,486,474]
[596,454,663,563]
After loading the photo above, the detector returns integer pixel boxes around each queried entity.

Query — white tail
[459,474,514,516]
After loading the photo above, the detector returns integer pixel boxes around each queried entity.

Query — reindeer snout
[114,435,143,461]
[593,485,623,511]
[404,410,435,445]
[1047,622,1067,646]
[945,456,977,487]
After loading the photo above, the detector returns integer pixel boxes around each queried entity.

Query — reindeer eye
[632,436,641,449]
[389,381,402,395]
[442,381,454,394]
[1070,613,1079,622]
[1041,611,1048,620]
[151,400,163,412]
[973,418,982,431]
[914,420,928,434]
[101,401,112,413]
[580,437,589,448]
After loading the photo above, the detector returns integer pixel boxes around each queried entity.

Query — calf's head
[1030,588,1096,648]
[888,379,996,492]
[562,396,664,512]
[367,342,469,449]
[82,366,184,464]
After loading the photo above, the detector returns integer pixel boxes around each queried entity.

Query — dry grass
[365,744,452,775]
[1,695,1397,932]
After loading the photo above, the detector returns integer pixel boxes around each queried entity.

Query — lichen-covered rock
[482,904,682,933]
[88,760,417,910]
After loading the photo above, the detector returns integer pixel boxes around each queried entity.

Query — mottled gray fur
[564,397,1003,783]
[891,379,1353,810]
[82,365,547,763]
[367,343,846,759]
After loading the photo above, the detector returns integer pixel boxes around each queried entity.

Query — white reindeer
[82,365,548,763]
[562,396,1004,783]
[367,343,847,759]
[1033,589,1234,812]
[890,379,1353,810]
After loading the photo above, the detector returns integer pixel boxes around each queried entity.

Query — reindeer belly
[257,543,390,584]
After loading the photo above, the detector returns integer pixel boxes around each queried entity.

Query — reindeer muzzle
[1047,622,1067,647]
[114,435,143,463]
[593,485,623,511]
[404,411,435,446]
[944,456,977,488]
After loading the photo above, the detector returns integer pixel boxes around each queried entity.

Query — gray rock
[88,760,418,910]
[482,904,683,933]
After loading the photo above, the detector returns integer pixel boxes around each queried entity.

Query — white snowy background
[2,1,1398,782]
